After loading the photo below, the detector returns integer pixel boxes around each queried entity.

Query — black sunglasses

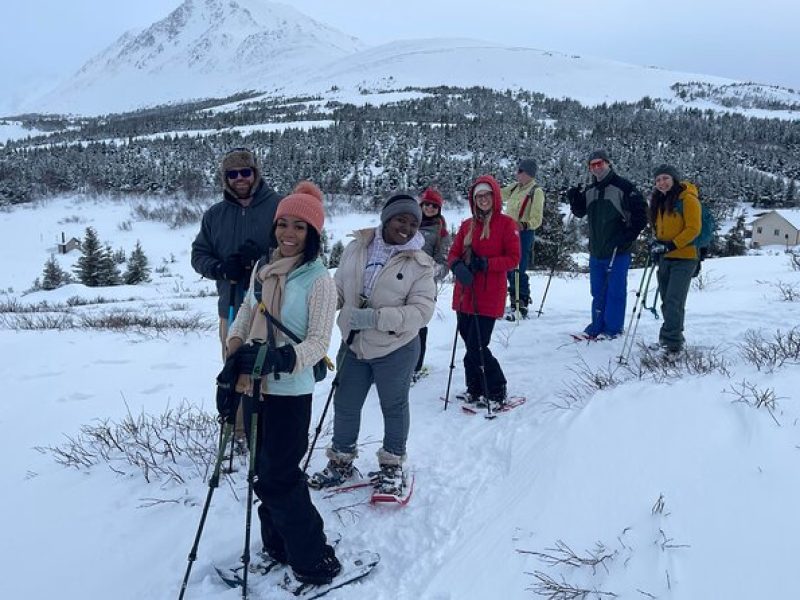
[226,168,253,179]
[421,201,439,208]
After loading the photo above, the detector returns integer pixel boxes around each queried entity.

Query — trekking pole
[226,281,238,473]
[617,262,657,365]
[239,341,269,600]
[514,269,521,322]
[240,393,258,600]
[642,275,661,320]
[470,288,495,420]
[442,323,460,411]
[301,351,346,474]
[537,215,574,317]
[178,419,234,600]
[617,255,650,364]
[617,256,651,362]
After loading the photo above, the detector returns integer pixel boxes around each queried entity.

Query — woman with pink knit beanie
[225,181,341,585]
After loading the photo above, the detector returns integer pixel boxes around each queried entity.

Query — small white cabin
[750,210,800,248]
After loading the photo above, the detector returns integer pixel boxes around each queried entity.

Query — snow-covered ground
[1,195,799,599]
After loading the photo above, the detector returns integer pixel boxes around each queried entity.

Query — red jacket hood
[468,175,504,215]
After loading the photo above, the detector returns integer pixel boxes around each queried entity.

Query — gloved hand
[238,239,262,267]
[451,260,474,286]
[215,353,241,423]
[217,253,246,281]
[266,345,297,374]
[649,240,676,262]
[469,255,488,273]
[349,307,377,330]
[566,186,583,205]
[234,342,268,376]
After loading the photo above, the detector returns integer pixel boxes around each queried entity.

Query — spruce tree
[124,241,151,284]
[532,198,578,272]
[97,244,121,286]
[41,255,71,290]
[74,226,103,286]
[723,215,748,256]
[328,240,345,268]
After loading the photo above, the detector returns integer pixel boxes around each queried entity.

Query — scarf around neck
[246,251,302,344]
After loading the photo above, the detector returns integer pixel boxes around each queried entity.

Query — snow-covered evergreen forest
[3,86,799,211]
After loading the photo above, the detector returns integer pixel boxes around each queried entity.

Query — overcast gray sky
[2,0,797,111]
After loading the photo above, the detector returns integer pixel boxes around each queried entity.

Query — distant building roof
[774,209,800,230]
[751,209,800,230]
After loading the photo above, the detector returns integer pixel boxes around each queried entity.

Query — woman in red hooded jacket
[448,175,521,404]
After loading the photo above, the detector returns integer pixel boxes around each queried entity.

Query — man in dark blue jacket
[192,148,282,352]
[192,148,281,445]
[567,150,646,338]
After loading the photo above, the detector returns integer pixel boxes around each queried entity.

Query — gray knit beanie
[587,149,611,164]
[653,164,682,183]
[381,193,422,225]
[518,158,537,177]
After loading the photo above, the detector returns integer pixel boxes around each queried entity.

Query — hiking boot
[486,386,507,409]
[292,545,341,585]
[259,543,288,565]
[308,460,355,489]
[458,390,482,404]
[370,464,407,496]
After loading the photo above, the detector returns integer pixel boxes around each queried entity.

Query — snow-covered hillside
[30,0,364,115]
[23,1,746,116]
[1,195,799,599]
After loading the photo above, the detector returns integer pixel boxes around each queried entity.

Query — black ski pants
[247,393,330,572]
[456,312,506,397]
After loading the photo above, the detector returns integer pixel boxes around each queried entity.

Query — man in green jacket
[502,158,544,319]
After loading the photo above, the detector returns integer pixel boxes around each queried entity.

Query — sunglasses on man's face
[588,160,606,169]
[421,202,438,208]
[226,168,253,180]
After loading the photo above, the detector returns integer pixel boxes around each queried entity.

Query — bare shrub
[725,379,783,426]
[79,311,214,333]
[691,269,725,292]
[2,313,74,330]
[132,199,208,229]
[36,402,220,484]
[739,328,800,372]
[528,571,618,599]
[0,298,66,313]
[556,359,629,409]
[633,343,731,380]
[789,252,800,272]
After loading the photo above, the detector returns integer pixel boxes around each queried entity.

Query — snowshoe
[292,545,342,585]
[280,551,381,599]
[308,460,357,490]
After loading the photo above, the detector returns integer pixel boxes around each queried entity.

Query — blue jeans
[586,253,632,337]
[332,338,418,457]
[507,229,534,302]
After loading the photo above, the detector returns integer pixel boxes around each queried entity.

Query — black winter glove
[234,342,268,376]
[217,253,247,282]
[267,345,297,374]
[566,186,583,206]
[238,239,262,267]
[451,260,474,287]
[469,255,488,273]
[215,353,240,423]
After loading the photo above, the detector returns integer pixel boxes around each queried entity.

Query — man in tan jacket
[502,158,544,319]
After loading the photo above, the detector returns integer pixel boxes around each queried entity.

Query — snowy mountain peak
[33,0,364,114]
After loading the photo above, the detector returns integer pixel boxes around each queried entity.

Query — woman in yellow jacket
[648,164,701,354]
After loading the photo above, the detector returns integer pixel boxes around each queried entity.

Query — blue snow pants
[585,252,632,337]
